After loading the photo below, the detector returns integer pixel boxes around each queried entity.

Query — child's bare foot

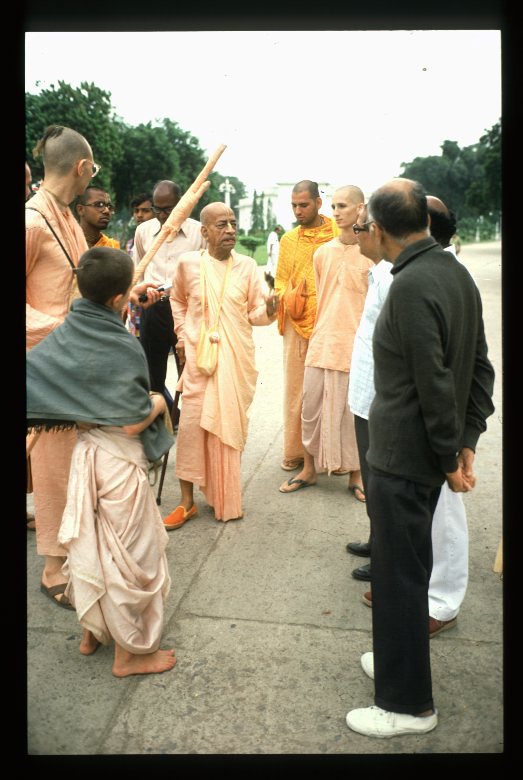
[79,629,101,655]
[112,646,176,678]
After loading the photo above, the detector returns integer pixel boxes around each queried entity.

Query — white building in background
[237,182,336,233]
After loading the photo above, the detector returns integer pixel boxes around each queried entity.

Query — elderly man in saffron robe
[163,203,279,529]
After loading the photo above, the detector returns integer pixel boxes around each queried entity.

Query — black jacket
[367,236,495,487]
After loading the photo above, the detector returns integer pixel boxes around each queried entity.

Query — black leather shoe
[346,541,371,557]
[352,563,371,581]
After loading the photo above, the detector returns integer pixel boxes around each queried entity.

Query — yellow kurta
[170,249,274,520]
[274,215,338,339]
[274,215,338,462]
[26,189,88,557]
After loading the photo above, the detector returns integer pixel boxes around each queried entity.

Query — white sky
[25,30,501,198]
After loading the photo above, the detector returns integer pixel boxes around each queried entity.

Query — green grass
[237,242,268,266]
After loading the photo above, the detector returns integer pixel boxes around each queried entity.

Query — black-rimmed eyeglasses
[352,220,375,234]
[84,200,115,212]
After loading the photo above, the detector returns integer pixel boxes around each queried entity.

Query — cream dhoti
[59,428,171,653]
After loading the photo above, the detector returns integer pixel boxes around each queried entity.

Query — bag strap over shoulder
[26,207,77,271]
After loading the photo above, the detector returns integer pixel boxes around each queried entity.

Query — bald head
[153,180,181,201]
[426,195,449,217]
[200,202,236,259]
[426,194,457,248]
[368,178,428,241]
[32,125,92,176]
[334,185,365,205]
[200,202,234,226]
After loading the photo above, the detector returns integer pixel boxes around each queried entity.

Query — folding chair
[156,387,181,506]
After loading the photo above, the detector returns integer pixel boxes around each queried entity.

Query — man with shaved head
[274,180,339,472]
[279,185,372,497]
[133,179,206,405]
[163,203,279,529]
[345,178,495,738]
[26,125,94,608]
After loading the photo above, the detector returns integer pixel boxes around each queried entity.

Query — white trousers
[429,482,468,621]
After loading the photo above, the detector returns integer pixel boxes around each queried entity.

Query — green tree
[25,80,248,224]
[25,81,124,193]
[266,197,275,230]
[464,120,501,217]
[399,119,501,241]
[111,122,179,209]
[250,190,265,233]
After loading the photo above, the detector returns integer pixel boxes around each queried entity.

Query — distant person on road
[274,180,338,472]
[75,185,120,248]
[345,178,495,739]
[265,224,283,288]
[279,185,371,498]
[26,246,176,678]
[163,203,279,529]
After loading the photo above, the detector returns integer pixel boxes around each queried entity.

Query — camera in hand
[138,285,171,303]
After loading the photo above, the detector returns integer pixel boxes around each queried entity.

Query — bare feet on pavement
[80,629,101,656]
[112,645,177,678]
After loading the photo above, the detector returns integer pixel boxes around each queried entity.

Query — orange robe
[94,233,120,249]
[273,216,338,462]
[170,249,275,521]
[26,189,88,557]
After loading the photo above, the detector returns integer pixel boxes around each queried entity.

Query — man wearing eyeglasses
[75,186,120,249]
[26,124,97,609]
[133,179,206,404]
[345,179,495,739]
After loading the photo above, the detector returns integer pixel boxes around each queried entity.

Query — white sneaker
[346,705,438,738]
[361,652,374,679]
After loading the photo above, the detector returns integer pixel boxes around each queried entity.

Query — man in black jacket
[346,178,495,739]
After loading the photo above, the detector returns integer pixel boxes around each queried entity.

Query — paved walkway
[26,241,503,756]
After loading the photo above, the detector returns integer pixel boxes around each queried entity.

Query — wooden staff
[133,143,227,285]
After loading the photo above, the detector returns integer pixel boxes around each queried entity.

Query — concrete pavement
[26,241,503,755]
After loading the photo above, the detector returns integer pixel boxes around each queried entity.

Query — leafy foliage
[26,81,247,222]
[26,81,124,194]
[399,119,501,240]
[239,235,263,256]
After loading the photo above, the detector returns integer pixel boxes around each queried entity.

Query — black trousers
[139,299,181,404]
[366,469,441,715]
[354,415,372,547]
